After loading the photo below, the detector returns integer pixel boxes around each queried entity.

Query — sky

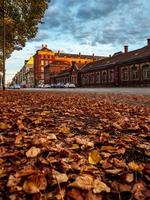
[6,0,150,82]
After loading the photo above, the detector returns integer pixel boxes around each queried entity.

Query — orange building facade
[34,45,105,86]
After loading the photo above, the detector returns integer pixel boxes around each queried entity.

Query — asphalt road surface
[22,87,150,96]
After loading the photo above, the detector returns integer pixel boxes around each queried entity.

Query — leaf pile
[0,91,150,200]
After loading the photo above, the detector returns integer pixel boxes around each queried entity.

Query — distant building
[12,39,150,88]
[34,44,105,86]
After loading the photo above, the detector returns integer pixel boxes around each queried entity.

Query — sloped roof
[55,52,105,60]
[81,45,150,72]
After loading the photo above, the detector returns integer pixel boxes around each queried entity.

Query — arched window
[142,64,150,80]
[89,73,94,84]
[102,71,107,83]
[108,70,114,82]
[121,67,128,81]
[131,65,139,80]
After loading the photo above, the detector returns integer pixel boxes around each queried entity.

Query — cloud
[39,0,150,47]
[30,32,50,42]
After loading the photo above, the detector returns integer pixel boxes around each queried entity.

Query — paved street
[23,87,150,95]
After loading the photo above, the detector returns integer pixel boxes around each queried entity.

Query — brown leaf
[23,175,47,194]
[67,188,84,200]
[23,180,39,194]
[7,174,21,187]
[93,179,111,194]
[131,181,146,200]
[125,173,134,183]
[52,170,68,185]
[69,174,94,190]
[112,158,127,168]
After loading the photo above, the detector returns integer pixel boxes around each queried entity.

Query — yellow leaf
[59,126,70,134]
[88,150,101,165]
[23,180,39,194]
[128,161,144,171]
[34,117,43,124]
[0,122,11,130]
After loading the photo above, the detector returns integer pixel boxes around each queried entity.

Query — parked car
[68,83,76,88]
[43,84,51,88]
[56,82,65,88]
[64,83,70,88]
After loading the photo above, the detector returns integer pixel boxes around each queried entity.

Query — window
[45,60,49,66]
[142,64,150,79]
[95,72,100,84]
[41,60,44,65]
[131,65,139,80]
[108,70,114,82]
[89,73,94,84]
[41,67,44,72]
[102,71,107,83]
[121,67,128,81]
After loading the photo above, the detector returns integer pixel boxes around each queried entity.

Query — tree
[0,0,50,90]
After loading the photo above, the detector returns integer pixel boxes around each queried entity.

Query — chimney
[45,44,47,48]
[58,50,60,55]
[124,45,128,53]
[79,52,81,56]
[147,39,150,46]
[92,53,95,57]
[42,44,44,48]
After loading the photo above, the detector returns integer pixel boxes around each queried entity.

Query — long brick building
[80,39,150,87]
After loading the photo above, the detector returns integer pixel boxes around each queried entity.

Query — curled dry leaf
[105,168,122,175]
[52,170,68,185]
[93,179,111,194]
[15,166,37,177]
[26,146,41,158]
[23,180,39,194]
[67,188,84,200]
[7,174,21,187]
[88,150,101,165]
[69,174,94,190]
[112,122,122,130]
[17,120,26,131]
[131,181,146,200]
[15,134,23,144]
[47,134,57,140]
[23,175,47,194]
[112,158,127,168]
[126,173,134,183]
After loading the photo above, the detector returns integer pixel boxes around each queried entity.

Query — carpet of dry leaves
[0,90,150,200]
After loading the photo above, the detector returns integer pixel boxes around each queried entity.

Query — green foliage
[0,0,50,58]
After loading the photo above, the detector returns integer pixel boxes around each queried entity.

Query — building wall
[80,60,150,87]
